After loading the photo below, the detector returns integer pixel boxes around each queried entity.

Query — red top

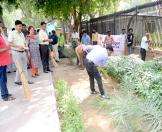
[104,35,114,45]
[0,35,11,66]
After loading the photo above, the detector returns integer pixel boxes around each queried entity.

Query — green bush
[93,90,162,132]
[97,55,162,131]
[55,80,85,132]
[105,55,162,98]
[110,92,162,132]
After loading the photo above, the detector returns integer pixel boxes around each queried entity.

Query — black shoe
[43,71,48,73]
[47,69,53,72]
[28,81,34,84]
[8,94,12,97]
[3,96,16,101]
[15,82,22,85]
[56,60,60,63]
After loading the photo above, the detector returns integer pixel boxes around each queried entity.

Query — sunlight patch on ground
[71,80,90,103]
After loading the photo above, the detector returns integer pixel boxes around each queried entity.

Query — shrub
[93,90,162,132]
[105,55,162,98]
[111,92,162,132]
[106,55,143,82]
[55,80,85,132]
[97,55,162,131]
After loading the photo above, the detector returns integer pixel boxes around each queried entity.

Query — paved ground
[0,70,61,132]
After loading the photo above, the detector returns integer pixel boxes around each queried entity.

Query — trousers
[128,46,132,55]
[85,59,105,95]
[0,66,9,99]
[12,51,28,82]
[40,45,49,71]
[140,48,146,61]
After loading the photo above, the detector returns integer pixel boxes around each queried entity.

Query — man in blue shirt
[81,30,90,45]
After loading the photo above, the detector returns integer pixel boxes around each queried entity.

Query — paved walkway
[0,71,61,132]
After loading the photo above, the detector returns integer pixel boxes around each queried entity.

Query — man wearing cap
[83,45,113,99]
[8,20,33,85]
[140,33,152,61]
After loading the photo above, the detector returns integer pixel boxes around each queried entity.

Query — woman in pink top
[104,30,114,48]
[0,28,15,101]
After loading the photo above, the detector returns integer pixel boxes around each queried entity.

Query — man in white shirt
[39,22,52,73]
[140,33,152,61]
[8,20,33,85]
[71,28,80,64]
[71,28,79,49]
[84,45,113,99]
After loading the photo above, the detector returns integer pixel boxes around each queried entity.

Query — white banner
[98,34,126,55]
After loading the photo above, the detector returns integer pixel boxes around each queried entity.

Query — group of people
[0,20,64,101]
[72,27,153,99]
[0,18,153,101]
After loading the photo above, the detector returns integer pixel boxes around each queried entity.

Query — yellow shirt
[39,29,49,45]
[92,33,98,42]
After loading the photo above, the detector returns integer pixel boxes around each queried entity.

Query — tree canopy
[0,0,17,22]
[35,0,118,30]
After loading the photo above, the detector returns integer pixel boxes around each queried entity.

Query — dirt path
[53,58,118,132]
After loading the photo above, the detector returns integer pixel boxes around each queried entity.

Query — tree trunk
[0,5,3,24]
[0,15,4,24]
[73,5,77,29]
[62,21,66,43]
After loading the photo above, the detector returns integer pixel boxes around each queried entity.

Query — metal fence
[81,1,162,48]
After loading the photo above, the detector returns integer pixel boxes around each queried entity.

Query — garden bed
[97,55,162,131]
[55,80,85,132]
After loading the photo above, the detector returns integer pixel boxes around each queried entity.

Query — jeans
[0,66,9,99]
[40,45,50,71]
[93,41,98,45]
[128,46,132,55]
[85,59,105,95]
[140,48,146,61]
